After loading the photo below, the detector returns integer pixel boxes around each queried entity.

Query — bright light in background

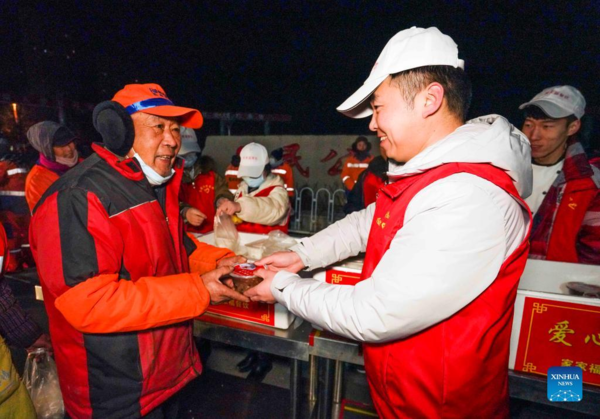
[11,103,19,124]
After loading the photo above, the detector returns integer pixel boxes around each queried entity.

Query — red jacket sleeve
[31,187,211,334]
[55,272,210,333]
[577,190,600,264]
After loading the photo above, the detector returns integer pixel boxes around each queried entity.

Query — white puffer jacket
[235,174,289,226]
[271,115,533,343]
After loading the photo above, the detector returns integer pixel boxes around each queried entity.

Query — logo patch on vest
[568,197,578,210]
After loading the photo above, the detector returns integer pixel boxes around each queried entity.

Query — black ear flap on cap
[92,101,135,157]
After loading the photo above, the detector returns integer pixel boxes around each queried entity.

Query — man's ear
[567,119,581,137]
[93,101,135,157]
[422,83,444,118]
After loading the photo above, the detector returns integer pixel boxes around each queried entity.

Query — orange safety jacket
[271,162,295,197]
[225,164,240,195]
[341,154,373,190]
[24,164,59,213]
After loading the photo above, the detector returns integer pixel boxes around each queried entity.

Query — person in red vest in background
[269,147,295,198]
[247,27,532,418]
[224,146,243,195]
[343,146,388,214]
[216,142,290,234]
[340,136,374,191]
[179,127,233,234]
[25,121,81,212]
[0,139,31,271]
[519,85,600,264]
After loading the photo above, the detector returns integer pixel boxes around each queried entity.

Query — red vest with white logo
[534,178,597,263]
[361,163,531,419]
[236,185,289,234]
[180,171,216,234]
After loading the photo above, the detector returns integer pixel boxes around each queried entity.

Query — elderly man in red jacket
[30,83,247,419]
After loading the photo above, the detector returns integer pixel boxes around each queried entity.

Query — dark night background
[0,0,599,142]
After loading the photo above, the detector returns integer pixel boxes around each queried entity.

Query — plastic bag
[214,214,239,252]
[244,230,297,260]
[23,348,64,419]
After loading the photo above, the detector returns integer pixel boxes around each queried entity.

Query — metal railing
[290,186,346,234]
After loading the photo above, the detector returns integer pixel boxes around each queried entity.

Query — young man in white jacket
[246,27,532,418]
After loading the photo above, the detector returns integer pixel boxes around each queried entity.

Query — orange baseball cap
[112,83,203,128]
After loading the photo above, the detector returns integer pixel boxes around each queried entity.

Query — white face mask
[243,175,264,188]
[132,149,174,186]
[55,150,79,167]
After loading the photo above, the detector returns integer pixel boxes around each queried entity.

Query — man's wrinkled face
[130,113,181,176]
[53,141,76,159]
[521,117,578,164]
[369,76,423,163]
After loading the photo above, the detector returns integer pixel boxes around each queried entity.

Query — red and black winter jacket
[29,144,230,419]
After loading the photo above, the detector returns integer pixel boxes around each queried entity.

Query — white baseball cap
[237,142,269,178]
[519,85,586,119]
[177,127,201,155]
[337,27,465,119]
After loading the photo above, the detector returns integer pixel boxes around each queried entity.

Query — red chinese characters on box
[514,297,600,386]
[206,301,275,327]
[325,269,362,286]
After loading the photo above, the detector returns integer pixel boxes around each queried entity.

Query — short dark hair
[270,148,284,160]
[390,65,472,122]
[522,105,578,125]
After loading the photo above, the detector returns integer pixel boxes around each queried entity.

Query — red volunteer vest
[542,179,596,263]
[180,171,216,234]
[362,171,386,208]
[236,185,289,234]
[361,163,531,419]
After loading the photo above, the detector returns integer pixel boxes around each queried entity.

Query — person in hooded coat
[340,136,374,191]
[24,121,81,212]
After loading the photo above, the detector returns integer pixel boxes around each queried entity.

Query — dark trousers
[64,393,180,418]
[144,394,180,419]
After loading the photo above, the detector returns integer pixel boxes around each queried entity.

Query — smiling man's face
[521,116,579,165]
[130,113,181,176]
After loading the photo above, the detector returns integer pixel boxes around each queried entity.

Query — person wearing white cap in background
[519,85,600,264]
[246,27,532,417]
[178,127,233,234]
[216,142,290,234]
